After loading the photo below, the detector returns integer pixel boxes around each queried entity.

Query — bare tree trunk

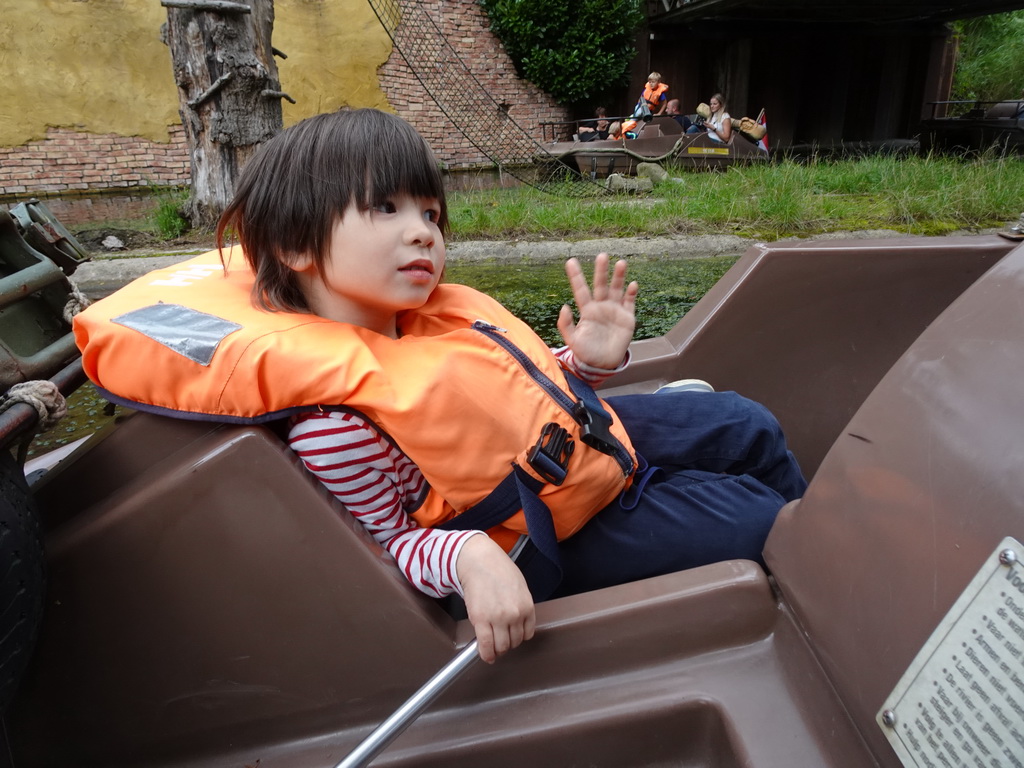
[161,0,291,228]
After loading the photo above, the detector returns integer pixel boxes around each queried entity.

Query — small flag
[756,108,769,153]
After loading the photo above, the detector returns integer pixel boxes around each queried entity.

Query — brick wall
[0,126,191,199]
[379,0,570,167]
[0,1,567,198]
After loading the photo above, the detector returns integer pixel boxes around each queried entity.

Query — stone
[606,174,654,194]
[636,162,669,182]
[101,235,125,251]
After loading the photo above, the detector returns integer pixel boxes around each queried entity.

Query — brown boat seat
[16,413,464,765]
[600,235,1013,476]
[15,410,874,766]
[764,239,1024,762]
[649,115,683,135]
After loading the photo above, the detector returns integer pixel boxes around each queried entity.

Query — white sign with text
[878,537,1024,767]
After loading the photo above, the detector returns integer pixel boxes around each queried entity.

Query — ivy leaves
[480,0,643,105]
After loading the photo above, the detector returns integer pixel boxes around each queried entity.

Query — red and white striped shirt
[288,347,623,598]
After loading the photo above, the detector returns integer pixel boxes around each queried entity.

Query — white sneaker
[654,378,715,394]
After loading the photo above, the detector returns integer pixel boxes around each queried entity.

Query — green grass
[446,154,1024,241]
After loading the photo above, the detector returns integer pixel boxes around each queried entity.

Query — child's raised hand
[558,253,638,370]
[456,535,536,664]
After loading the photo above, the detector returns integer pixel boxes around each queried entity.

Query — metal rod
[0,358,86,448]
[334,640,480,768]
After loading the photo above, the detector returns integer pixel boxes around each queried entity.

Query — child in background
[205,108,806,663]
[639,72,669,116]
[616,72,670,138]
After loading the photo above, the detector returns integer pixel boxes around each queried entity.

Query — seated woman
[687,93,732,143]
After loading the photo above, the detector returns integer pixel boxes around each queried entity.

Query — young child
[618,72,670,138]
[79,108,805,665]
[219,106,805,660]
[639,72,669,116]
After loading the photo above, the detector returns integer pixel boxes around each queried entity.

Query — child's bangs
[362,137,445,210]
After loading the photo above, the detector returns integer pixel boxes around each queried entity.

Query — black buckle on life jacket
[527,422,575,486]
[572,400,618,456]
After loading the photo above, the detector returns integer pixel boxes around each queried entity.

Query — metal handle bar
[334,640,480,768]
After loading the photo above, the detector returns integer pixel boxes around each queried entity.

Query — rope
[0,380,68,431]
[1,280,88,464]
[63,282,91,324]
[551,136,689,166]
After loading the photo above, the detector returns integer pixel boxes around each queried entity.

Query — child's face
[292,193,445,337]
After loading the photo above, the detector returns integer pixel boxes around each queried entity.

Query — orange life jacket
[642,82,669,112]
[619,119,639,138]
[73,250,638,552]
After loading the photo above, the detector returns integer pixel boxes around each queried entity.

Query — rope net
[366,0,608,197]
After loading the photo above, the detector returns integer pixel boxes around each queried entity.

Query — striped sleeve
[552,346,631,386]
[288,411,481,598]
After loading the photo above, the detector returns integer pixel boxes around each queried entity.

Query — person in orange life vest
[214,108,806,664]
[614,72,669,139]
[639,71,669,116]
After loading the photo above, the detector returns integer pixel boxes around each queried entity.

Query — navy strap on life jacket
[438,373,635,601]
[437,465,563,600]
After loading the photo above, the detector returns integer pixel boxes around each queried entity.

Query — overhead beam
[648,0,1024,26]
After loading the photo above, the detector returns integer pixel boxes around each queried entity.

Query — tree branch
[272,47,288,59]
[262,89,296,104]
[188,71,234,109]
[161,0,252,13]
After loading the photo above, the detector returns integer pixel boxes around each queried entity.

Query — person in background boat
[216,108,805,665]
[639,72,669,116]
[687,93,732,143]
[611,72,671,139]
[577,107,610,142]
[665,99,693,131]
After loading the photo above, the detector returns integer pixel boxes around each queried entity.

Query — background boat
[541,116,768,178]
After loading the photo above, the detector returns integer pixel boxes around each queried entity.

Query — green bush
[952,11,1024,104]
[153,189,190,239]
[480,0,643,105]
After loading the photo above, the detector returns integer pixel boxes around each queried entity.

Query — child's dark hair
[216,108,449,312]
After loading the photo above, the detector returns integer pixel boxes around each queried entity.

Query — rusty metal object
[0,204,88,397]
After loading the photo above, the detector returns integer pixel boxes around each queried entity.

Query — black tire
[0,451,45,714]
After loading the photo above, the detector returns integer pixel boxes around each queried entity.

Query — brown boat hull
[8,235,1023,768]
[543,122,766,178]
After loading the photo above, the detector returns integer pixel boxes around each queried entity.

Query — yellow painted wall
[0,0,392,147]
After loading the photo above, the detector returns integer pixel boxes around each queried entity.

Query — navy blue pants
[517,390,807,600]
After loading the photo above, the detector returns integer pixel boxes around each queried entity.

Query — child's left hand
[558,253,638,370]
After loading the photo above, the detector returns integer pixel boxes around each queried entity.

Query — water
[28,382,120,459]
